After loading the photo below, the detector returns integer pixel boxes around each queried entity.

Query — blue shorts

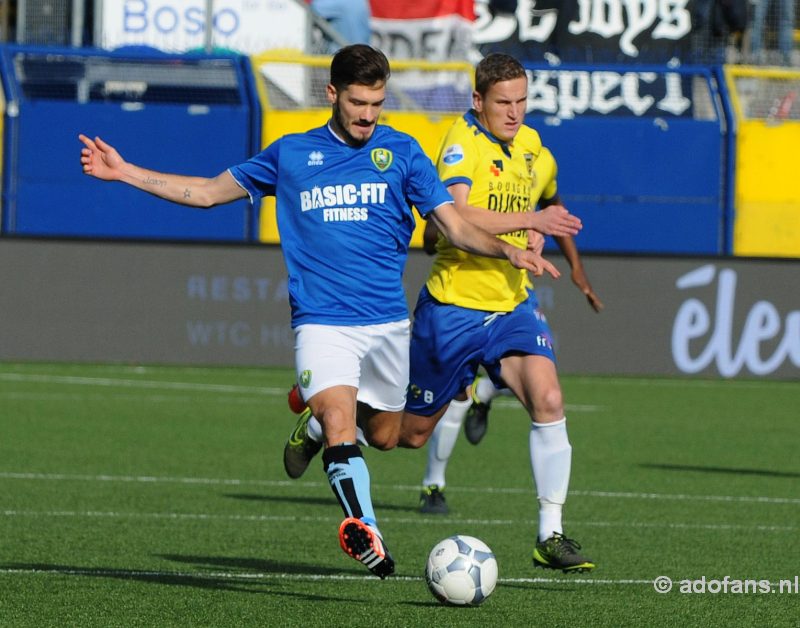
[406,287,555,416]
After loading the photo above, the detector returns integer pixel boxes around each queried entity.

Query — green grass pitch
[1,362,799,627]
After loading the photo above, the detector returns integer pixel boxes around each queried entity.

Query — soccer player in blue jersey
[78,44,580,579]
[399,53,598,573]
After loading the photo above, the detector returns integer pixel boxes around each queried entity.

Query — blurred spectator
[751,0,796,64]
[692,0,748,62]
[371,0,474,61]
[310,0,371,51]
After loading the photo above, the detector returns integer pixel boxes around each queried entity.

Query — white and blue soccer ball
[425,535,498,606]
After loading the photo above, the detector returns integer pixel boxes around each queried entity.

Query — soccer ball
[425,535,498,606]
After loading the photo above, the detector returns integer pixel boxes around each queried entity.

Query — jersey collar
[326,121,350,145]
[464,109,512,158]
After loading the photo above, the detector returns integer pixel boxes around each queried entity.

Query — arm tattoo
[143,177,166,187]
[183,188,191,199]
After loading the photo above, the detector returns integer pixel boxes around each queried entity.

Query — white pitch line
[0,471,318,488]
[0,373,602,411]
[569,489,800,505]
[0,565,657,586]
[4,370,798,392]
[566,375,800,390]
[0,510,330,523]
[0,391,266,405]
[491,398,602,412]
[0,373,280,395]
[0,509,515,527]
[0,390,600,412]
[1,510,796,533]
[2,566,795,590]
[2,471,799,505]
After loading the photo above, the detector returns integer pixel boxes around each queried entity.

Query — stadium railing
[0,44,259,242]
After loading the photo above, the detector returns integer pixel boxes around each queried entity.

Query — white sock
[307,415,367,446]
[474,376,500,404]
[538,501,563,543]
[529,417,572,541]
[421,397,471,488]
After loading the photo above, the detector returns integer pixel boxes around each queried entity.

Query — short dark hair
[474,53,526,96]
[330,44,391,90]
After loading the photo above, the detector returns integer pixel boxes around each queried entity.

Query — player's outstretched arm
[431,202,560,279]
[531,203,582,236]
[519,249,560,278]
[446,183,581,237]
[555,234,604,312]
[540,196,603,312]
[78,134,246,209]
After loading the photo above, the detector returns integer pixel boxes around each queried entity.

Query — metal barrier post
[71,0,84,47]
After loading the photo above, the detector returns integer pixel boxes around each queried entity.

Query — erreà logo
[371,148,393,171]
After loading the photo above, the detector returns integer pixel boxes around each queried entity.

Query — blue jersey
[229,123,452,327]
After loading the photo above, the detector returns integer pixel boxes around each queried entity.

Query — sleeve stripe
[442,175,472,188]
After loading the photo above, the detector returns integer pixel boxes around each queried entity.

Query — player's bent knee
[360,409,401,450]
[398,409,445,448]
[400,431,428,449]
[398,418,434,449]
[368,431,399,451]
[533,387,564,420]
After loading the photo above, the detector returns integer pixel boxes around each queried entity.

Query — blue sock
[323,443,378,531]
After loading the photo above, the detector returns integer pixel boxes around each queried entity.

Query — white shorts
[294,320,411,412]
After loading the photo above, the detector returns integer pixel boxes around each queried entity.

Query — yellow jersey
[426,111,557,311]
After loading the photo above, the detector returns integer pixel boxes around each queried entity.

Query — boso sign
[672,265,800,378]
[99,0,306,53]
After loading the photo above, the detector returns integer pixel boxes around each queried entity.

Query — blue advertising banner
[0,46,259,241]
[523,63,727,255]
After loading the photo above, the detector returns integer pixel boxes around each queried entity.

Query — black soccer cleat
[533,532,596,573]
[464,377,492,445]
[418,485,449,515]
[283,408,322,479]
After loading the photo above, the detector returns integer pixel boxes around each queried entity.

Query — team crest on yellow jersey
[524,152,535,174]
[371,148,393,171]
[524,153,538,187]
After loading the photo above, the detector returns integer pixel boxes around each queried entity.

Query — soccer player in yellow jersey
[460,146,603,447]
[418,145,603,510]
[400,53,597,573]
